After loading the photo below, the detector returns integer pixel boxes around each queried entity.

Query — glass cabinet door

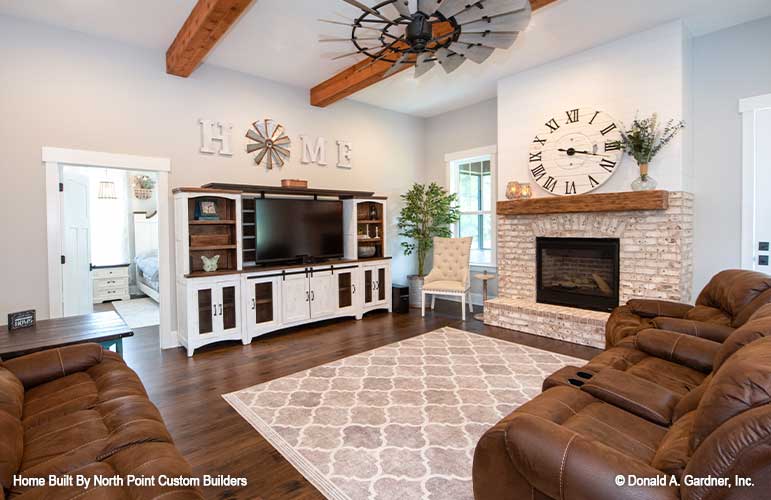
[197,288,214,335]
[253,281,274,324]
[377,267,386,302]
[222,285,237,331]
[338,272,354,309]
[364,269,373,304]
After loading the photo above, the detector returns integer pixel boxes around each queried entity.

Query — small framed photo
[195,199,220,220]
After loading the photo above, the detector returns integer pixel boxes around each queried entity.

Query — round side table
[473,272,497,322]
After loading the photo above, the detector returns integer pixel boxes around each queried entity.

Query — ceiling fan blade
[341,0,395,23]
[448,43,494,64]
[332,48,377,60]
[414,52,435,78]
[390,0,412,17]
[436,0,470,18]
[462,9,531,32]
[417,0,442,15]
[320,36,382,42]
[383,52,411,78]
[435,47,466,74]
[458,32,518,49]
[453,0,529,24]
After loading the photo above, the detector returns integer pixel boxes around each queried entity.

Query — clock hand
[557,148,609,157]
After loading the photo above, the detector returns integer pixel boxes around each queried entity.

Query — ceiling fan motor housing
[406,13,433,51]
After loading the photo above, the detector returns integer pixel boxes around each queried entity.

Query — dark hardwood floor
[119,300,600,500]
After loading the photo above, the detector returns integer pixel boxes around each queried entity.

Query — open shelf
[356,201,385,259]
[358,219,383,224]
[187,195,239,273]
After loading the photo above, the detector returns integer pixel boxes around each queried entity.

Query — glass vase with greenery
[620,113,685,191]
[397,183,460,303]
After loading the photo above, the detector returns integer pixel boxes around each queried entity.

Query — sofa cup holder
[568,378,585,387]
[576,371,594,380]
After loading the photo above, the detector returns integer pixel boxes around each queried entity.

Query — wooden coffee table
[0,311,133,360]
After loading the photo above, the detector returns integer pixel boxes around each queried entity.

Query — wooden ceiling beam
[310,0,561,108]
[166,0,254,78]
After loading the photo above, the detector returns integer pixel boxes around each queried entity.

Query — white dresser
[92,265,130,304]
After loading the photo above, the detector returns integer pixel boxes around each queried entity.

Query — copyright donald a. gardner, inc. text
[615,474,754,488]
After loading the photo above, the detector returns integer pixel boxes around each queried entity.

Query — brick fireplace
[485,191,694,348]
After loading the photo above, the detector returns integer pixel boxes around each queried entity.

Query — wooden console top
[185,256,392,279]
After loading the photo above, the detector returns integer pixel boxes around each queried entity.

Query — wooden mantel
[497,190,669,216]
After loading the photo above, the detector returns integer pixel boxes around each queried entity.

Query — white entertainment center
[173,185,392,357]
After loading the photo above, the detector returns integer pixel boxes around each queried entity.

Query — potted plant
[397,182,460,307]
[620,113,685,191]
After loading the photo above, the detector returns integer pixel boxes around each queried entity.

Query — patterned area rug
[223,327,581,500]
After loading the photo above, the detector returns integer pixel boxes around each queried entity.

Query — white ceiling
[2,0,770,117]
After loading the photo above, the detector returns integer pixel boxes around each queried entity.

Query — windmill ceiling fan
[320,0,532,78]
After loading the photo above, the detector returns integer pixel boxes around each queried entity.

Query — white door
[754,108,771,271]
[62,171,92,316]
[282,273,311,324]
[310,270,336,319]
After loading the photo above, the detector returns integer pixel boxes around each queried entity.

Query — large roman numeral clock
[528,108,623,196]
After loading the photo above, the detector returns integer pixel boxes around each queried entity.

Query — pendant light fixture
[97,169,117,200]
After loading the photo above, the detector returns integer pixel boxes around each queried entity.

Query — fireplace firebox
[536,237,620,312]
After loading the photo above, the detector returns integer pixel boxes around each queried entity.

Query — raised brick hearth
[486,191,694,347]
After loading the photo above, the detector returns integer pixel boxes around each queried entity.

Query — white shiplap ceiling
[1,0,770,117]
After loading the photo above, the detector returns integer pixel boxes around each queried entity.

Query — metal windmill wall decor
[320,0,532,78]
[246,119,291,169]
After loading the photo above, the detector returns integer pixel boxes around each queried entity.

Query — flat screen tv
[254,198,344,264]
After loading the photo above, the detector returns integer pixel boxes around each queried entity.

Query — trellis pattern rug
[223,327,581,500]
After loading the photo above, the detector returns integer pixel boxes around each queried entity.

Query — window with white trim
[449,153,495,266]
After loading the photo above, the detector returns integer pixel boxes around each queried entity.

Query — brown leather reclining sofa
[606,269,771,348]
[0,344,203,500]
[474,274,771,500]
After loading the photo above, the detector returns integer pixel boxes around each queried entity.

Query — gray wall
[692,16,771,292]
[0,15,425,325]
[423,98,499,302]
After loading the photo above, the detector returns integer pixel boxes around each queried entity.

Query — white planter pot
[408,275,425,308]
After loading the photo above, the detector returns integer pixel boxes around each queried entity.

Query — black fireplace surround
[536,237,620,312]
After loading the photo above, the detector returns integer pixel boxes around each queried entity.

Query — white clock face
[528,108,624,196]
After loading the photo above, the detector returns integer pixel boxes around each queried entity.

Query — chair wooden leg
[461,293,466,321]
[421,291,426,317]
[468,291,473,313]
[431,295,436,310]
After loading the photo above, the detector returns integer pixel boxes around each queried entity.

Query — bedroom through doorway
[60,166,161,330]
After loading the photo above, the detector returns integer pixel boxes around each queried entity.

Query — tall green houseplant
[397,183,460,277]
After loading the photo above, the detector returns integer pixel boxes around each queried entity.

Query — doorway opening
[43,147,174,351]
[740,94,771,272]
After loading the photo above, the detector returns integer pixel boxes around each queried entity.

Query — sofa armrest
[628,299,692,319]
[504,414,680,500]
[3,343,104,389]
[652,317,734,343]
[636,328,721,373]
[580,368,680,426]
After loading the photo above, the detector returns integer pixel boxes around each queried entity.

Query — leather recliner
[473,335,771,500]
[0,343,203,500]
[606,269,771,348]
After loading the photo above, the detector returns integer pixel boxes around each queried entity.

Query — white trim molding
[444,145,498,269]
[739,94,771,270]
[42,147,177,350]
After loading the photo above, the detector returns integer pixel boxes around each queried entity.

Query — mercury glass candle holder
[505,182,521,200]
[520,183,533,199]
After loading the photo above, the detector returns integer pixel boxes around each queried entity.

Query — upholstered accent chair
[421,236,473,320]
